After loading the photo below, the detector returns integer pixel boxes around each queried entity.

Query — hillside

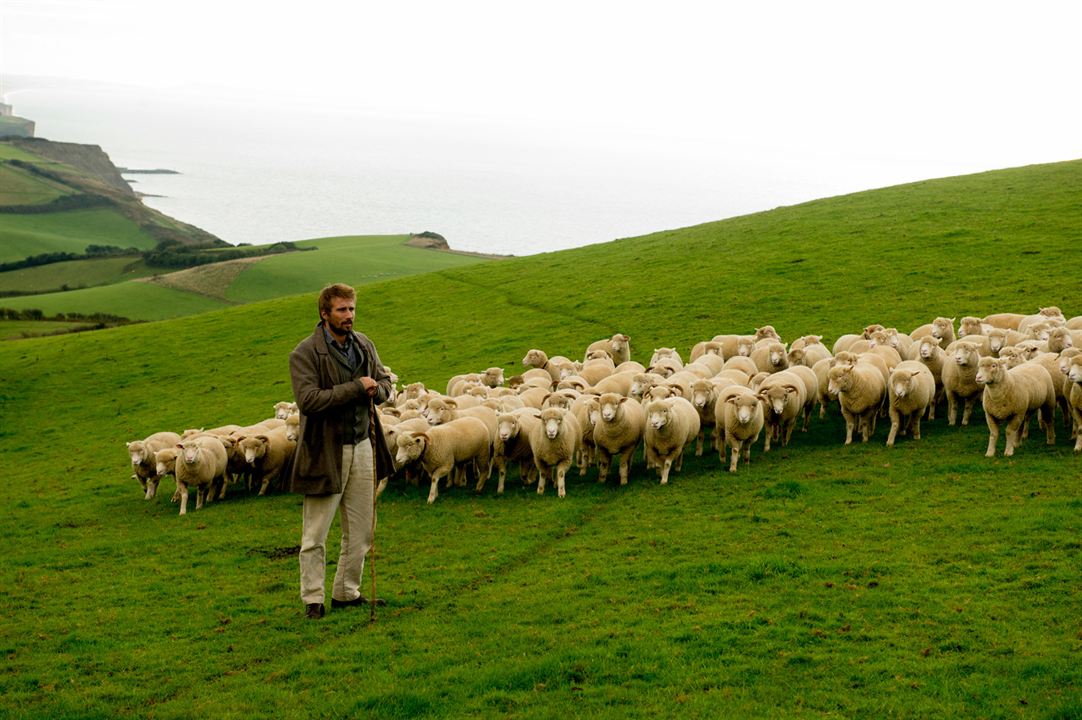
[0,137,221,256]
[0,159,1079,719]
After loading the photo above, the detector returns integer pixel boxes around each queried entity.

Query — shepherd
[289,283,395,620]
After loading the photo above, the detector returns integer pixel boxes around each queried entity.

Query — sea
[2,79,1022,256]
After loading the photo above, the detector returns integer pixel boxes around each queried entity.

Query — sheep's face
[827,366,853,394]
[953,343,978,367]
[959,317,983,336]
[917,338,938,360]
[768,344,788,369]
[1051,329,1073,350]
[240,437,268,464]
[425,400,453,426]
[759,385,792,416]
[691,384,713,409]
[128,442,148,466]
[274,403,293,420]
[932,317,954,339]
[285,418,300,442]
[484,368,505,387]
[497,416,520,442]
[891,371,915,398]
[737,339,755,357]
[1016,343,1041,361]
[543,392,574,411]
[987,331,1006,354]
[1040,306,1064,318]
[599,396,624,422]
[179,441,204,465]
[540,408,567,439]
[787,348,805,366]
[975,358,1006,386]
[647,403,671,430]
[1067,356,1082,384]
[862,324,884,339]
[395,433,426,465]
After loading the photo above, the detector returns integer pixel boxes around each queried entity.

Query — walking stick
[369,397,378,624]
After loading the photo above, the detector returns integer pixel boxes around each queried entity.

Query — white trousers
[299,440,375,605]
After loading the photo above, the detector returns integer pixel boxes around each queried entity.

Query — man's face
[321,297,356,338]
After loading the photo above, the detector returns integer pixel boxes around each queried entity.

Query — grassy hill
[0,160,1079,719]
[0,235,493,320]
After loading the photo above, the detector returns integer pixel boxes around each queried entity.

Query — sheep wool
[975,357,1056,457]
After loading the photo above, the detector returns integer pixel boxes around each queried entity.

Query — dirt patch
[138,256,265,300]
[248,545,300,561]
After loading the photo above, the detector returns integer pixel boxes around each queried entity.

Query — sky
[1,0,1080,219]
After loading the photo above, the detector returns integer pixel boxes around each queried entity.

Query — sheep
[1026,352,1073,428]
[1017,306,1066,334]
[570,394,600,474]
[785,364,819,431]
[556,375,591,394]
[688,340,724,363]
[284,412,300,442]
[712,334,756,359]
[755,325,783,344]
[1069,316,1082,331]
[913,336,947,418]
[522,349,573,383]
[1047,327,1082,354]
[578,356,617,385]
[585,333,631,365]
[174,435,229,515]
[649,347,683,368]
[983,312,1027,331]
[590,371,636,397]
[273,401,298,420]
[683,353,725,378]
[236,425,297,496]
[1067,355,1082,452]
[690,378,736,456]
[517,386,552,410]
[941,340,984,426]
[811,357,836,419]
[749,340,789,375]
[885,361,936,447]
[975,357,1056,457]
[828,362,887,444]
[153,447,179,500]
[593,393,645,486]
[643,396,700,485]
[787,341,832,369]
[530,406,582,497]
[832,333,863,355]
[395,417,492,504]
[756,370,807,451]
[910,317,956,349]
[629,372,663,403]
[423,398,498,475]
[648,356,684,378]
[127,431,182,500]
[488,409,542,493]
[718,387,765,473]
[723,355,758,379]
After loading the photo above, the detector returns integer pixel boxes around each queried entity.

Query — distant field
[0,255,155,293]
[0,162,74,206]
[224,235,490,303]
[0,207,159,263]
[0,235,494,321]
[0,319,95,339]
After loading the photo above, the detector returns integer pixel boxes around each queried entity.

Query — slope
[0,159,1078,719]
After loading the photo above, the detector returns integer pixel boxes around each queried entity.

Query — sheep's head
[931,317,955,339]
[1039,306,1064,318]
[542,391,576,411]
[736,338,756,357]
[522,349,547,368]
[1068,356,1082,384]
[862,324,885,339]
[1059,349,1082,376]
[395,432,427,465]
[598,393,627,422]
[691,381,714,409]
[959,317,984,337]
[758,383,798,416]
[539,407,569,440]
[952,341,979,367]
[238,436,269,464]
[646,401,673,430]
[274,401,295,420]
[919,337,939,360]
[891,369,917,398]
[975,357,1006,386]
[827,365,854,395]
[127,441,149,466]
[767,342,788,369]
[496,414,521,442]
[987,329,1007,355]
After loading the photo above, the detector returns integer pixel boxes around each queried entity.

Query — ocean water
[4,81,998,256]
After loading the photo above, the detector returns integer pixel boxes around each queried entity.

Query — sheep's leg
[911,412,922,441]
[1005,414,1025,457]
[618,449,634,486]
[659,458,673,485]
[427,472,443,504]
[763,422,774,453]
[536,463,548,495]
[985,415,1001,457]
[178,482,189,515]
[783,419,796,446]
[695,430,705,457]
[596,450,612,484]
[195,486,206,511]
[1043,403,1057,445]
[144,477,158,501]
[556,463,569,498]
[886,408,900,447]
[961,397,975,426]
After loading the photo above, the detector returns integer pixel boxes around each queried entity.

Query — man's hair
[318,283,356,316]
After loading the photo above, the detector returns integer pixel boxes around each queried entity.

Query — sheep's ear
[175,443,184,449]
[445,398,458,408]
[725,396,738,405]
[618,397,629,404]
[257,435,269,443]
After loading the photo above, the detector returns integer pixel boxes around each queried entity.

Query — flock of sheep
[127,306,1082,511]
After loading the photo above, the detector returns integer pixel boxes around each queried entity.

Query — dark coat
[288,323,395,495]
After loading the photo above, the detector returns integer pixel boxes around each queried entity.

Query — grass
[0,162,75,206]
[0,159,1079,719]
[0,207,160,264]
[0,319,96,339]
[0,256,156,294]
[0,235,493,321]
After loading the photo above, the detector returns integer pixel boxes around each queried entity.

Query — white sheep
[941,340,984,426]
[593,393,645,486]
[750,341,789,374]
[643,396,700,485]
[174,435,229,515]
[712,334,756,359]
[688,340,724,363]
[273,401,298,420]
[1066,355,1082,452]
[488,409,542,493]
[578,356,617,385]
[395,417,492,504]
[127,431,182,500]
[885,361,936,447]
[425,397,498,441]
[530,406,582,497]
[828,362,886,444]
[585,333,631,365]
[718,387,765,473]
[153,446,179,501]
[690,378,736,456]
[975,356,1056,457]
[756,370,807,451]
[787,341,832,369]
[983,312,1026,331]
[590,370,636,397]
[649,347,683,368]
[1017,306,1066,334]
[237,425,297,496]
[522,348,574,383]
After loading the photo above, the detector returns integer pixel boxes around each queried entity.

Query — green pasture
[0,319,96,339]
[0,162,75,206]
[0,207,159,264]
[0,280,230,320]
[0,255,155,294]
[224,235,489,303]
[0,160,1079,719]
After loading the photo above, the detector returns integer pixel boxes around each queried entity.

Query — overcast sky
[2,0,1081,175]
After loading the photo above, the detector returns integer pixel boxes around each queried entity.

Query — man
[289,283,395,619]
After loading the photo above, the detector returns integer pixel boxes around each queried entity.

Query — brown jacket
[288,323,395,495]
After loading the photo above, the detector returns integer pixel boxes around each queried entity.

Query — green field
[0,255,156,294]
[0,319,96,339]
[0,207,160,263]
[225,235,490,303]
[0,160,1079,719]
[0,162,75,206]
[0,235,492,321]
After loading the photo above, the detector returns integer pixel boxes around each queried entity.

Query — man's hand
[358,376,379,396]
